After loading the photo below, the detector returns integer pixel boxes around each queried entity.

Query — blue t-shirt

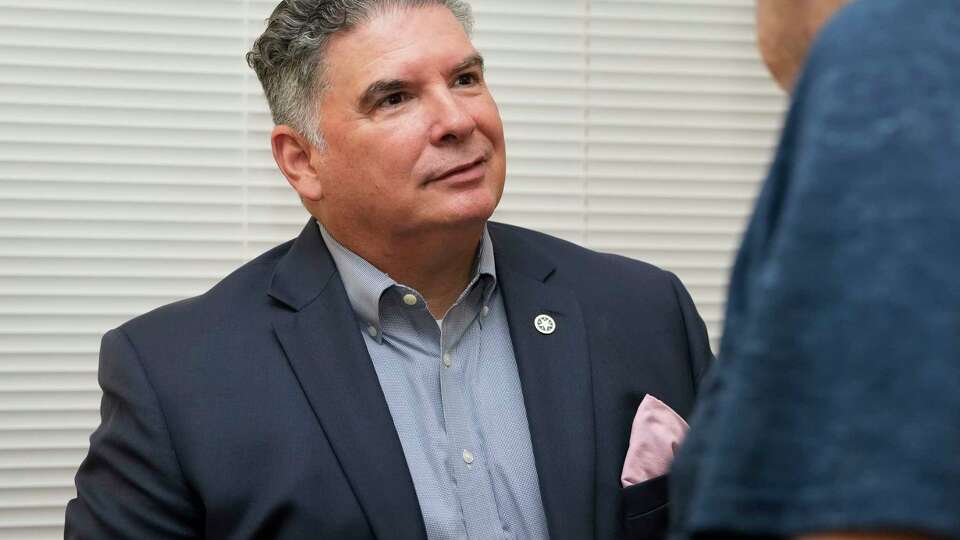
[670,0,960,537]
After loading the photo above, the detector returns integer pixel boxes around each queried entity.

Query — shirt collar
[474,227,498,304]
[318,221,497,333]
[318,223,395,333]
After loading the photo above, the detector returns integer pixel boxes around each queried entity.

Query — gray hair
[246,0,474,148]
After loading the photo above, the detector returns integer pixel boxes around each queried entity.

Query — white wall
[0,0,786,536]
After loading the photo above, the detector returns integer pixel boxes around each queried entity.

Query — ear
[271,125,324,201]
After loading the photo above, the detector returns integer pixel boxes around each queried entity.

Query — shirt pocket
[621,473,669,539]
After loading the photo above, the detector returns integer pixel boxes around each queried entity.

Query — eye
[378,92,409,109]
[455,72,480,86]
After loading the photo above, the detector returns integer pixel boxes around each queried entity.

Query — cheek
[476,100,505,146]
[326,134,416,197]
[356,126,425,179]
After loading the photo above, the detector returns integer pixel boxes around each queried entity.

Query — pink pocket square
[620,394,689,487]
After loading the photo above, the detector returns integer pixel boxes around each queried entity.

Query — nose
[428,89,476,145]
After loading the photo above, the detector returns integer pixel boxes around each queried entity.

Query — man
[65,1,712,538]
[670,1,960,539]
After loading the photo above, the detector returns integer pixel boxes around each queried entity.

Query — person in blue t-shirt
[670,1,960,539]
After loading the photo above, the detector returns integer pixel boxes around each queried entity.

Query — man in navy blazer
[66,0,712,538]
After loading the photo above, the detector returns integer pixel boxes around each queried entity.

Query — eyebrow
[356,53,486,111]
[358,79,408,111]
[451,53,485,75]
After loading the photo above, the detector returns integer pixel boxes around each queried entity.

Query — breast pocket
[621,473,669,539]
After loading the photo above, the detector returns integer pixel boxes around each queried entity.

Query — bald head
[756,0,851,91]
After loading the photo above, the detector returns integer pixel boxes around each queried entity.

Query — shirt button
[402,293,418,306]
[367,325,378,338]
[462,449,474,464]
[442,353,452,368]
[481,305,490,317]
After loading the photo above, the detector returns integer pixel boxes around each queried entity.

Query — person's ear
[271,125,324,202]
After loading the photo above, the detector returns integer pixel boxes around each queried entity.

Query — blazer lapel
[492,225,597,540]
[268,220,426,540]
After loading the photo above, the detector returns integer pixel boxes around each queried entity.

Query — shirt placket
[438,285,503,539]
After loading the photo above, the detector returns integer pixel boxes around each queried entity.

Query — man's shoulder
[773,0,960,223]
[488,221,673,287]
[119,239,295,338]
[809,0,957,74]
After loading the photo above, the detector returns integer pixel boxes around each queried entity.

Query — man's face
[311,5,506,239]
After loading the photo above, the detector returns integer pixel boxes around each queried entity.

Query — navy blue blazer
[66,220,712,539]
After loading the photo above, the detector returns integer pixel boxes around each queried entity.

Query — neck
[325,221,484,319]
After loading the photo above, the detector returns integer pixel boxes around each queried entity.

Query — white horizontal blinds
[0,1,250,537]
[585,0,785,344]
[474,0,589,245]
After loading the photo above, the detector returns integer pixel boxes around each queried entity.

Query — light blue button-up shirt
[319,223,549,540]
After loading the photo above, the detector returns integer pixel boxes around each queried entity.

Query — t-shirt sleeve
[674,1,960,538]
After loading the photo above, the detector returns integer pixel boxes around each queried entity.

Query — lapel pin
[534,314,556,335]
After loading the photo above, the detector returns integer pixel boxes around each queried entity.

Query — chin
[432,202,497,230]
[440,184,499,217]
[444,209,496,229]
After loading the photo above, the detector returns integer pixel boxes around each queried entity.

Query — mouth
[426,156,487,185]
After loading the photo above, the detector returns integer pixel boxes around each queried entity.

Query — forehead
[322,6,477,92]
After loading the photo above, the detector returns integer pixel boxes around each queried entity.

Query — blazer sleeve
[65,328,201,539]
[667,271,714,391]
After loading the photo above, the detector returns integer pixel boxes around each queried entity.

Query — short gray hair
[247,0,474,147]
